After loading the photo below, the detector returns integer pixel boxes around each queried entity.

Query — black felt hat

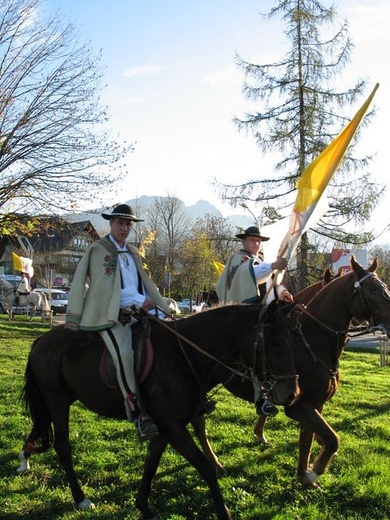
[235,226,270,241]
[102,204,144,222]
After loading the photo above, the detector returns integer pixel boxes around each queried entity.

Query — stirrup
[136,414,159,442]
[256,397,278,416]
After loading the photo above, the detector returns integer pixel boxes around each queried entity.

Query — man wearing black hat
[216,226,293,306]
[66,204,174,441]
[216,225,293,416]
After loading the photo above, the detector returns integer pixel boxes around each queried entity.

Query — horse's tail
[21,346,53,453]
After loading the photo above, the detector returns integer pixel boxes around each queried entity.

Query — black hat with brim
[235,226,270,241]
[102,204,144,222]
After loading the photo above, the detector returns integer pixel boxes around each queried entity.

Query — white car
[33,288,69,315]
[177,299,205,313]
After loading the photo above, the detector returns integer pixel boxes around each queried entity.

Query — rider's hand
[271,257,288,271]
[279,290,294,303]
[141,298,156,311]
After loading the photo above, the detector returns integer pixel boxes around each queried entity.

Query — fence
[379,334,390,367]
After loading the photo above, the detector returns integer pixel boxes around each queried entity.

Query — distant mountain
[68,195,253,234]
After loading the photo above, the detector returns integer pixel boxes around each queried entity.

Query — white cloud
[203,65,239,87]
[122,65,169,78]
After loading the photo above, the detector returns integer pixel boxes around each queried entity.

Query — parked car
[0,274,22,285]
[33,288,68,315]
[177,299,205,313]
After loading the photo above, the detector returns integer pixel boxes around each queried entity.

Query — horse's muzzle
[271,374,300,407]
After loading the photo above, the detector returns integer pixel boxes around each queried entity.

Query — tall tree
[193,214,235,265]
[178,232,216,306]
[370,244,390,286]
[142,195,190,293]
[217,0,383,289]
[0,0,132,231]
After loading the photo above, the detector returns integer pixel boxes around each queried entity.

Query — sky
[45,0,389,241]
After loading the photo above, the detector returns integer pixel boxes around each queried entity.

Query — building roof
[0,216,100,257]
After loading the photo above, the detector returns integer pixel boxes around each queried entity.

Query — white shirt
[253,261,274,283]
[253,257,285,304]
[109,235,146,308]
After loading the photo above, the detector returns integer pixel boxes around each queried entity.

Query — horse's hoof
[16,451,30,473]
[77,498,95,510]
[16,463,30,473]
[255,435,269,446]
[215,464,228,478]
[298,468,320,488]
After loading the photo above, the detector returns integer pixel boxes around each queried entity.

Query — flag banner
[213,260,225,277]
[278,82,379,262]
[12,252,24,272]
[12,252,34,277]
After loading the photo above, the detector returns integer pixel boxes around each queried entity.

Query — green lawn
[0,316,390,519]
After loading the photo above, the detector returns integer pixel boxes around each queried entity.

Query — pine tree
[218,0,383,289]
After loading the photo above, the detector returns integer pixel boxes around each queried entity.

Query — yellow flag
[12,252,34,276]
[278,83,379,261]
[213,260,225,277]
[12,252,23,271]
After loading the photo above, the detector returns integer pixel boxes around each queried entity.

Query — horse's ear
[350,254,363,275]
[368,257,378,273]
[336,267,343,278]
[323,268,332,285]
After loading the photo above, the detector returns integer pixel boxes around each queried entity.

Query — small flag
[213,260,225,277]
[12,252,23,271]
[12,252,34,277]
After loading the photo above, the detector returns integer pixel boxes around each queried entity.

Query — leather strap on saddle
[99,315,154,389]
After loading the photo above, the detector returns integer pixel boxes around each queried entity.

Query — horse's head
[256,301,300,407]
[349,255,390,337]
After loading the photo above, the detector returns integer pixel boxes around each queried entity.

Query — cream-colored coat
[66,237,172,331]
[216,249,285,305]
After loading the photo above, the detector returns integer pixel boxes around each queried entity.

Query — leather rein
[148,307,298,388]
[289,272,382,371]
[295,272,384,336]
[148,311,260,384]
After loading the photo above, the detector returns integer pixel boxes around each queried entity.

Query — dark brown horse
[194,256,390,485]
[18,301,299,520]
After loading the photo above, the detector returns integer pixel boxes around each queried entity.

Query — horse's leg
[294,405,327,477]
[136,435,168,520]
[191,416,227,476]
[285,404,339,487]
[50,404,94,510]
[296,426,315,480]
[28,304,35,322]
[253,414,269,445]
[17,429,40,473]
[161,425,232,520]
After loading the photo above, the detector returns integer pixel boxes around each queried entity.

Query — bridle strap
[148,313,255,382]
[294,303,349,336]
[351,273,376,323]
[295,272,380,335]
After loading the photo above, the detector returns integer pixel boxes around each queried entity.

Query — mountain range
[69,195,254,234]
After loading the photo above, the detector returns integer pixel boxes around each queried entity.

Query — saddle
[99,315,153,390]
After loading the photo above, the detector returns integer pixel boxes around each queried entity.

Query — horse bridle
[292,271,389,374]
[252,305,298,401]
[148,307,298,391]
[352,273,390,332]
[296,272,388,336]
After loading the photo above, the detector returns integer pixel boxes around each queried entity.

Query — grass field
[0,316,390,519]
